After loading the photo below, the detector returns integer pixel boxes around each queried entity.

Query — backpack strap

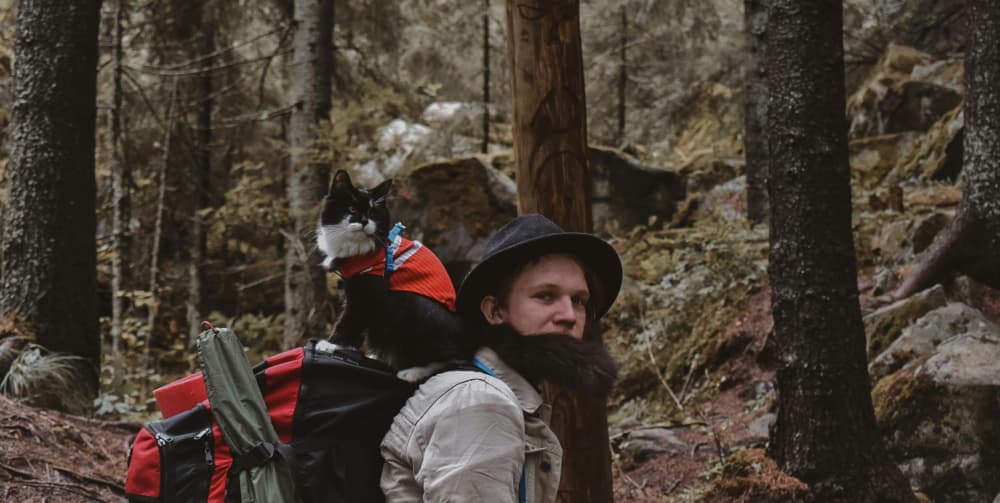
[470,358,528,503]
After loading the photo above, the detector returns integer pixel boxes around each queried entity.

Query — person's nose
[552,296,577,327]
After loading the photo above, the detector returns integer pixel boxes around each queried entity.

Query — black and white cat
[316,170,468,381]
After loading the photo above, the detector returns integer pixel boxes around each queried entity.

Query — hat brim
[457,232,623,321]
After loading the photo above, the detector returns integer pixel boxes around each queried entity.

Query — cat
[316,169,468,381]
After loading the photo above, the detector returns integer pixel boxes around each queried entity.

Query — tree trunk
[0,0,102,395]
[285,0,333,347]
[956,0,1000,285]
[146,81,179,381]
[504,1,610,501]
[765,1,915,501]
[188,13,215,343]
[744,0,768,225]
[109,0,129,358]
[617,6,627,146]
[893,0,1000,299]
[482,0,490,154]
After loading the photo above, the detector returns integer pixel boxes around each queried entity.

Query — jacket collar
[473,346,545,415]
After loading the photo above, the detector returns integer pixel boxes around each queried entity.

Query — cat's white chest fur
[316,218,378,268]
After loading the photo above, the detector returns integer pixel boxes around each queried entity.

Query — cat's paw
[314,340,343,354]
[396,362,449,383]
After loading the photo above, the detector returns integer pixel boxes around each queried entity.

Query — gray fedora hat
[456,214,623,320]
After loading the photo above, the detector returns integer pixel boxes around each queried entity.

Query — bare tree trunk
[188,14,215,343]
[146,81,179,375]
[109,0,129,357]
[0,0,102,395]
[482,0,490,155]
[284,0,333,348]
[893,0,1000,299]
[744,0,768,224]
[765,1,916,500]
[617,6,627,146]
[504,1,610,500]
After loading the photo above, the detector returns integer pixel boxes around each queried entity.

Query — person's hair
[485,251,605,325]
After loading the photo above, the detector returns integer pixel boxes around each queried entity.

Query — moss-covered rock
[863,284,946,364]
[871,303,1000,502]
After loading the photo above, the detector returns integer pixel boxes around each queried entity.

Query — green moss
[871,356,939,437]
[865,294,941,360]
[702,448,814,502]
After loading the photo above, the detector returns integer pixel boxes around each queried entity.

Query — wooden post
[504,1,611,501]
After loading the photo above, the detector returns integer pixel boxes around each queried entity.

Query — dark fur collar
[478,323,618,398]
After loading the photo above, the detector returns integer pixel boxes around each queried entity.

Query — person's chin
[481,323,618,397]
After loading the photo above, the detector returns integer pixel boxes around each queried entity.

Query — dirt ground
[0,394,137,502]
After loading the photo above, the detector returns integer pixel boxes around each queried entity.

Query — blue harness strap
[472,358,528,503]
[385,222,406,277]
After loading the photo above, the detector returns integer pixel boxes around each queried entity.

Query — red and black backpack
[125,341,417,503]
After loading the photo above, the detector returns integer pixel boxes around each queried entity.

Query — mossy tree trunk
[504,0,610,501]
[765,1,916,501]
[894,0,1000,299]
[284,0,333,347]
[744,0,768,225]
[0,0,102,394]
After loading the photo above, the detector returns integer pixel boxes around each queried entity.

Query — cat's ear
[329,169,354,195]
[370,179,393,202]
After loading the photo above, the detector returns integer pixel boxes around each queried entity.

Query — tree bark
[893,0,1000,299]
[504,1,610,501]
[955,0,1000,286]
[744,0,768,225]
[285,0,332,347]
[0,0,102,395]
[765,1,916,501]
[482,0,490,154]
[617,6,627,146]
[188,9,215,343]
[109,0,129,357]
[146,81,179,378]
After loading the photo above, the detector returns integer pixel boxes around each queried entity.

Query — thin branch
[158,25,287,70]
[127,49,292,78]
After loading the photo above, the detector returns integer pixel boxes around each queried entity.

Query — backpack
[125,335,418,503]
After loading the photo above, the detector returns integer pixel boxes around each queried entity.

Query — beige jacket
[380,347,563,502]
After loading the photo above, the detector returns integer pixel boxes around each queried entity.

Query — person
[380,213,623,502]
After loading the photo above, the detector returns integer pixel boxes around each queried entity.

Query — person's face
[480,255,590,339]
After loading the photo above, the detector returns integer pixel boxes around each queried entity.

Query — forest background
[1,0,997,502]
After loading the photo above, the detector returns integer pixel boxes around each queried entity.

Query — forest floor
[0,394,137,502]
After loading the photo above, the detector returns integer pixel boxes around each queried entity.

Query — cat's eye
[349,206,358,214]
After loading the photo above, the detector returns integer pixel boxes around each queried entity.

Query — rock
[864,284,947,366]
[911,211,952,254]
[871,303,1000,502]
[589,145,686,236]
[353,119,434,185]
[747,413,775,439]
[691,175,747,223]
[487,146,686,237]
[846,44,962,139]
[849,132,922,188]
[885,106,964,185]
[614,426,689,466]
[389,157,517,286]
[871,219,912,261]
[867,209,956,264]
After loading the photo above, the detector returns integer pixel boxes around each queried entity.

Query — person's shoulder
[415,369,517,411]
